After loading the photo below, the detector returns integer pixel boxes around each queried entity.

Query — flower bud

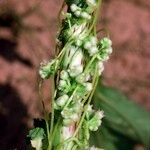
[58,80,71,93]
[39,59,58,79]
[84,41,92,50]
[96,110,104,120]
[59,80,67,88]
[100,37,112,48]
[106,47,113,54]
[86,0,97,7]
[60,70,69,80]
[88,46,98,56]
[70,113,79,122]
[76,73,86,84]
[90,36,97,45]
[81,12,91,20]
[84,82,93,91]
[87,110,104,131]
[76,39,82,46]
[71,23,87,38]
[69,50,83,77]
[74,10,81,17]
[56,94,69,107]
[70,4,78,12]
[68,65,83,77]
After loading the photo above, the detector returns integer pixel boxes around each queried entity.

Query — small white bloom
[70,114,79,121]
[106,47,113,54]
[101,37,112,47]
[84,41,92,50]
[31,138,42,150]
[59,80,67,87]
[60,70,69,80]
[76,73,86,83]
[87,104,93,112]
[86,0,97,7]
[68,65,83,77]
[56,94,69,107]
[70,4,78,12]
[76,39,82,46]
[84,82,93,91]
[69,50,83,68]
[103,55,109,61]
[81,12,91,19]
[88,46,98,55]
[71,24,86,37]
[74,10,81,17]
[90,36,97,45]
[96,110,104,119]
[62,126,74,139]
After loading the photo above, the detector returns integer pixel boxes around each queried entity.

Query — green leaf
[93,84,150,149]
[28,127,46,150]
[90,124,135,150]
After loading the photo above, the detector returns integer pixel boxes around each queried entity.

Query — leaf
[90,124,135,150]
[28,127,46,150]
[93,84,150,149]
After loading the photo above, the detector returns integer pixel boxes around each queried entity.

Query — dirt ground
[0,0,149,149]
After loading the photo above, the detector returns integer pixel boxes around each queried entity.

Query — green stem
[63,86,79,109]
[88,0,102,34]
[73,64,99,137]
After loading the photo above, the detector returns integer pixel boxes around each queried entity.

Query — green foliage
[90,84,150,149]
[90,124,135,150]
[28,127,47,150]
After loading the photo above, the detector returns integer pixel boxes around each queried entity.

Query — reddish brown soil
[0,0,149,149]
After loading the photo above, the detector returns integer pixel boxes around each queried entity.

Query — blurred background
[0,0,149,149]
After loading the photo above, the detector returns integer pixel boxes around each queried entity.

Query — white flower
[84,82,93,91]
[69,49,83,69]
[59,80,67,88]
[84,41,92,50]
[70,113,79,121]
[62,126,74,140]
[60,70,69,80]
[106,47,113,54]
[74,10,81,17]
[90,36,97,45]
[87,104,93,112]
[81,12,91,20]
[56,94,69,107]
[96,110,104,120]
[68,65,83,77]
[100,37,112,48]
[88,46,98,56]
[71,23,87,38]
[76,39,82,46]
[86,0,97,7]
[70,4,78,12]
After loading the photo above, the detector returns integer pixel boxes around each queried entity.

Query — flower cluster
[37,0,113,149]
